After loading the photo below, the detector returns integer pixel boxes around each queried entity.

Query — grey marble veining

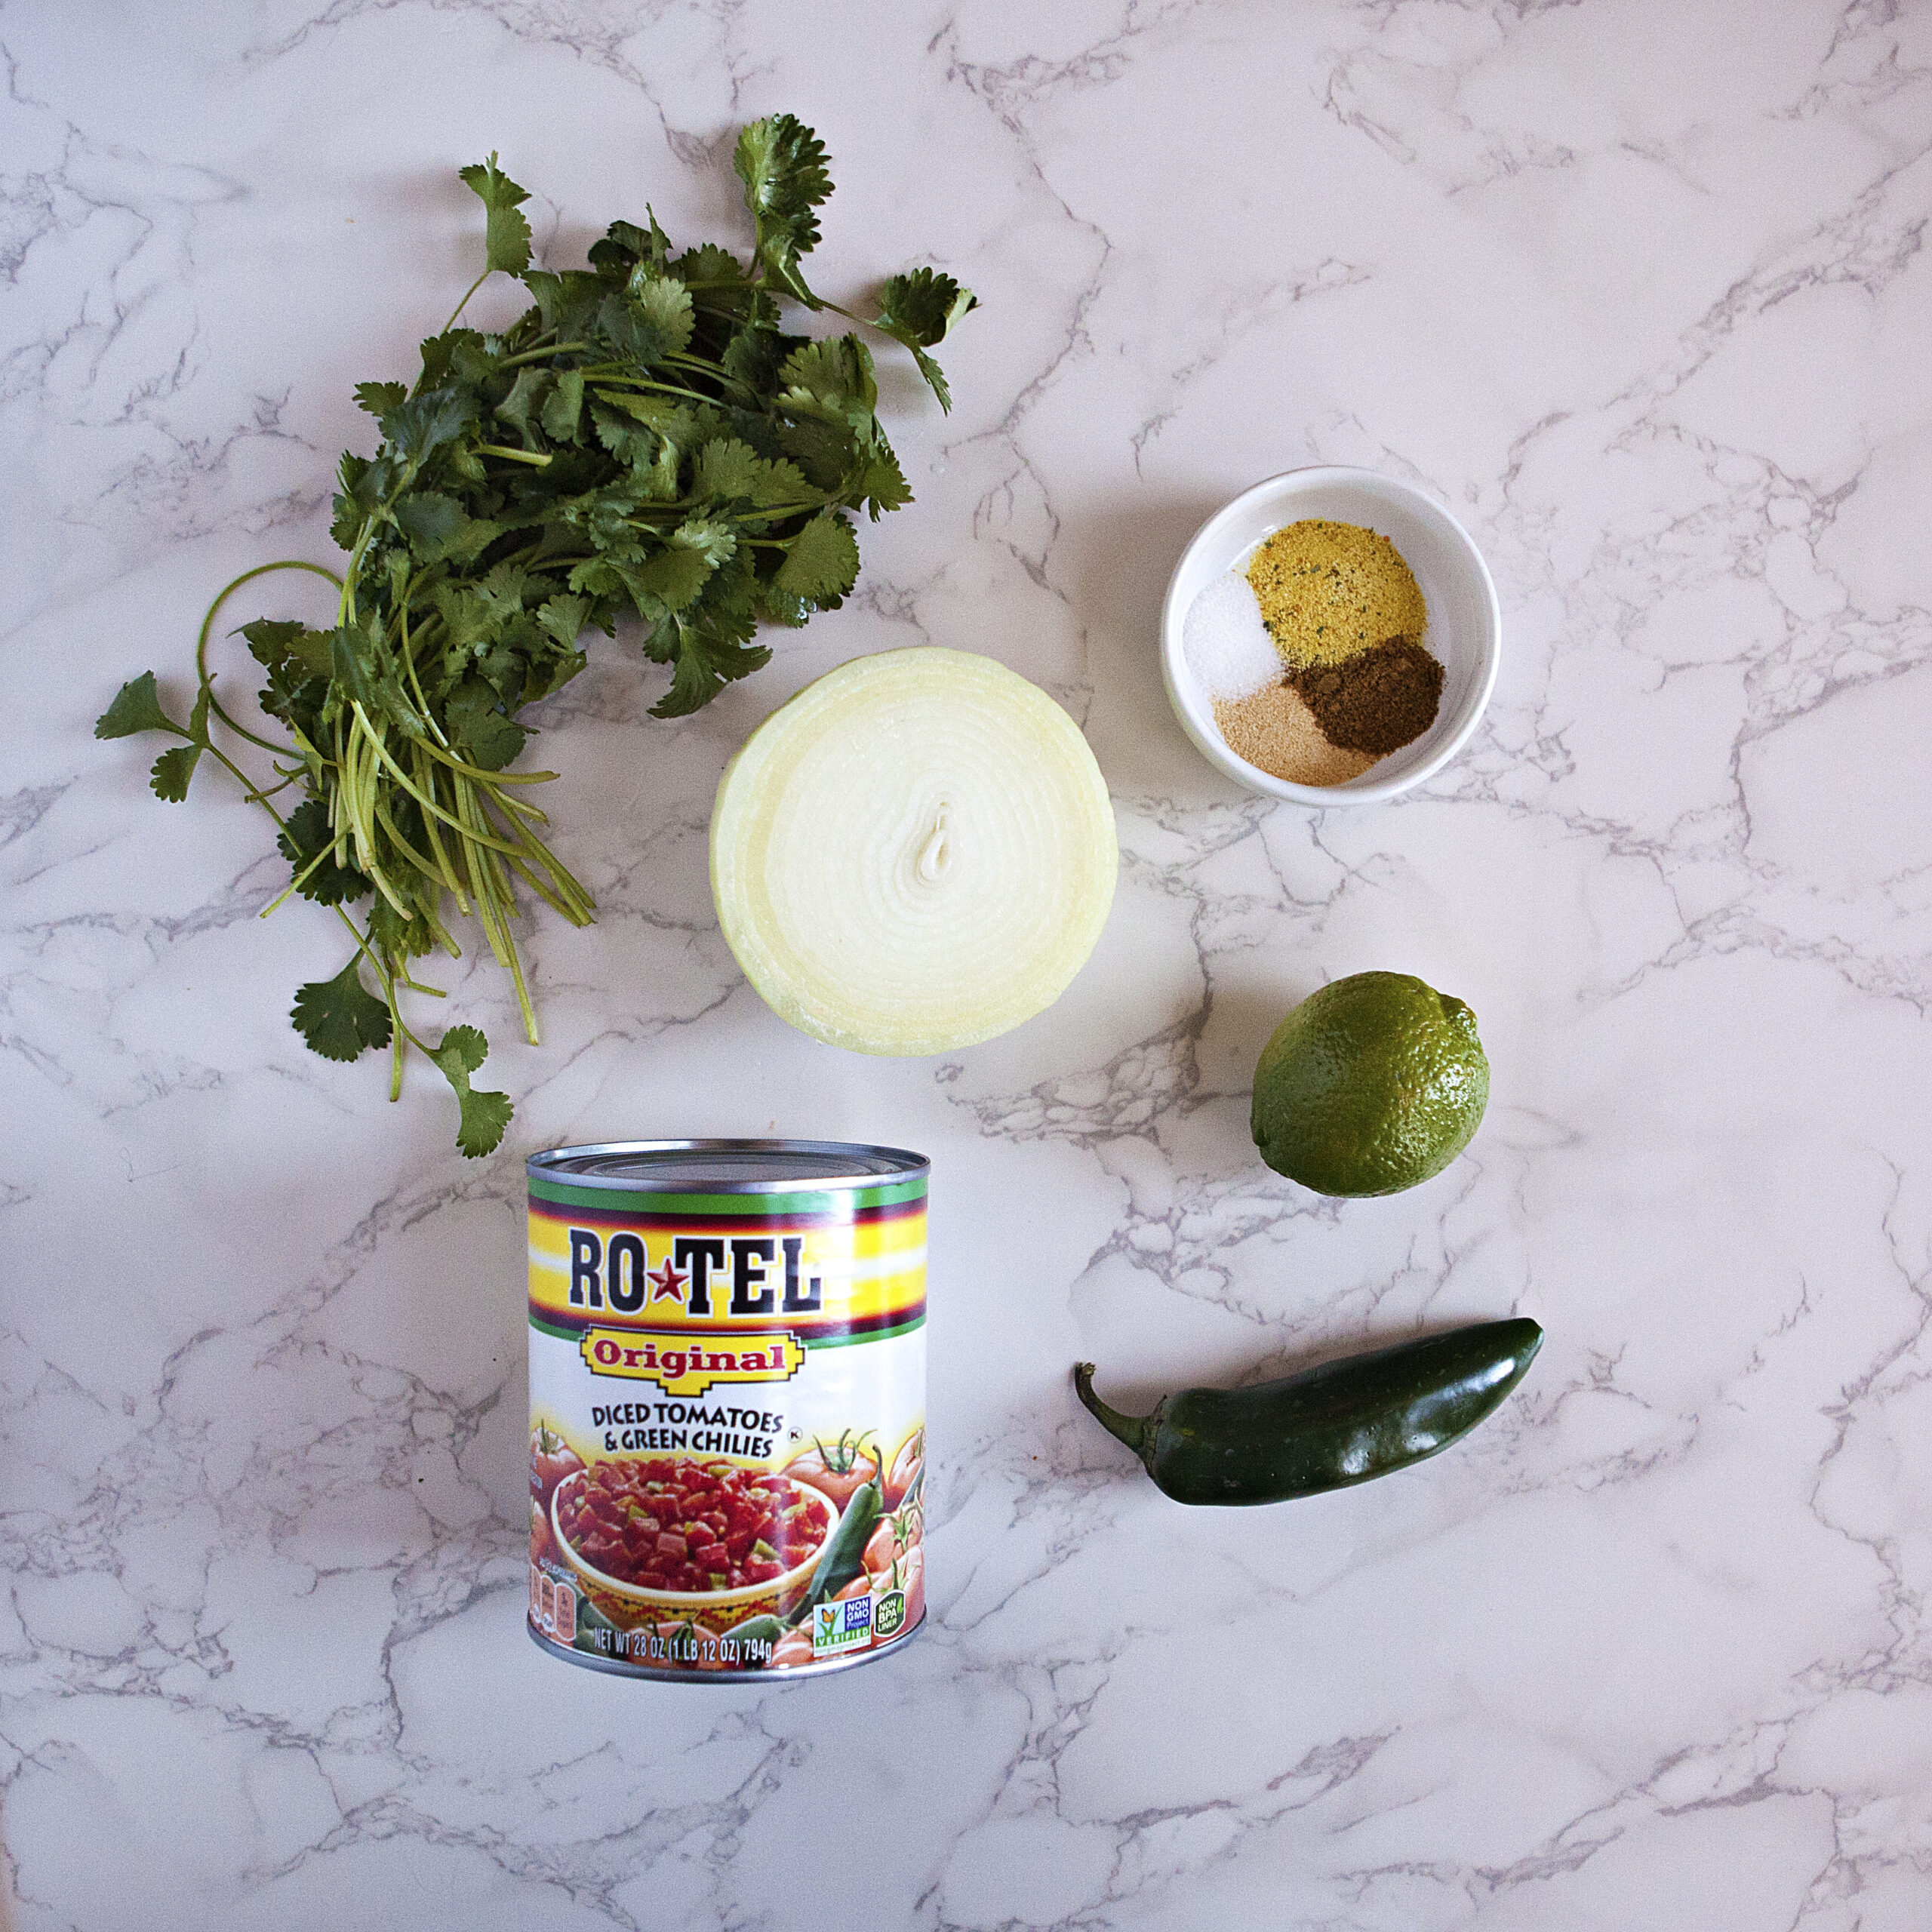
[5,2,1932,1927]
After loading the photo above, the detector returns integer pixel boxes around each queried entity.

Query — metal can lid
[525,1138,928,1194]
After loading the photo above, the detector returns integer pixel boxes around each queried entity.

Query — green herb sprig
[97,117,975,1158]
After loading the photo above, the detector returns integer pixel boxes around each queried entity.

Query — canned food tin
[526,1140,928,1680]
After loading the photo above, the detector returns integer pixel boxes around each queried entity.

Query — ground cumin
[1212,684,1377,786]
[1287,638,1444,755]
[1245,520,1427,669]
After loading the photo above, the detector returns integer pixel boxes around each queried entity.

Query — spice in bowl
[1180,518,1443,788]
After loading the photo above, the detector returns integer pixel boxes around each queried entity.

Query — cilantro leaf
[331,451,381,548]
[394,490,468,552]
[458,153,534,278]
[380,388,476,463]
[355,380,408,417]
[539,369,584,441]
[734,115,832,306]
[875,267,977,347]
[627,269,695,358]
[596,287,686,370]
[694,438,763,503]
[445,678,526,770]
[96,671,183,741]
[395,491,502,565]
[149,746,202,801]
[853,445,913,519]
[654,622,772,719]
[535,593,591,650]
[369,895,435,963]
[240,618,327,677]
[326,619,423,736]
[494,368,552,444]
[291,957,392,1063]
[780,335,878,418]
[275,798,371,906]
[872,268,977,411]
[694,438,816,512]
[148,685,211,798]
[773,512,860,603]
[776,413,859,491]
[630,544,713,616]
[426,1023,513,1158]
[721,326,809,401]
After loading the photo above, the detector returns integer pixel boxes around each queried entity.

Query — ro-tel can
[526,1140,928,1680]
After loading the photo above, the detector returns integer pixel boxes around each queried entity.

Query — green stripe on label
[801,1313,926,1348]
[528,1175,928,1216]
[528,1312,925,1347]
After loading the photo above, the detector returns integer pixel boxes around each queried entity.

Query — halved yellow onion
[709,648,1118,1054]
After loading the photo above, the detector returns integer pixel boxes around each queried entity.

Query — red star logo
[647,1259,687,1305]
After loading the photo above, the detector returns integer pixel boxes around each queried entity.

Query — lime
[1251,971,1489,1197]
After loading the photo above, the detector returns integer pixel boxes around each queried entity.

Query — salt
[1182,570,1283,701]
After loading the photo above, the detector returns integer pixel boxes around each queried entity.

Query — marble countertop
[7,4,1931,1927]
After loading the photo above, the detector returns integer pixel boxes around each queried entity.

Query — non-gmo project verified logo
[812,1596,872,1656]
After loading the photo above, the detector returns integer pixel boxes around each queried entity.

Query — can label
[528,1163,926,1677]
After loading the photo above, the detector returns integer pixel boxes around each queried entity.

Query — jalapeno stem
[1073,1364,1158,1468]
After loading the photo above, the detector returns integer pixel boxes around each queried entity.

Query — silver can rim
[526,1137,929,1194]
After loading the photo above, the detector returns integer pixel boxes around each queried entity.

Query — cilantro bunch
[96,118,975,1158]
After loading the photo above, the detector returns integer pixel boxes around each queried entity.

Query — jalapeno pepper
[1073,1318,1542,1506]
[782,1473,884,1627]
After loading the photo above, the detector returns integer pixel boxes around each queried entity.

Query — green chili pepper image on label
[1074,1318,1542,1506]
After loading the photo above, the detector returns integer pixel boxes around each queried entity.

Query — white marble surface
[5,3,1932,1926]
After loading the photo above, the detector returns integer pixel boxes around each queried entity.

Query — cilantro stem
[342,719,414,917]
[195,559,342,757]
[414,749,472,917]
[397,576,451,747]
[491,841,584,923]
[260,841,336,918]
[410,736,561,786]
[383,967,405,1101]
[475,790,593,921]
[451,776,539,1043]
[476,443,553,468]
[441,269,491,335]
[352,707,528,858]
[583,371,719,407]
[372,789,443,886]
[200,739,290,832]
[497,340,583,370]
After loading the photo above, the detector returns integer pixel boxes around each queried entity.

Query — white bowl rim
[550,1460,840,1609]
[1159,465,1500,807]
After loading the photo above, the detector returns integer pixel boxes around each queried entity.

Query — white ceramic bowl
[1160,466,1500,806]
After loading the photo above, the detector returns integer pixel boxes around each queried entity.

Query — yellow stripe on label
[528,1212,927,1331]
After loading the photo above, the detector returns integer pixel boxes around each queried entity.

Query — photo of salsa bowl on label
[550,1456,835,1614]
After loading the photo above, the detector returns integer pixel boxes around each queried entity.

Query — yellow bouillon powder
[1245,519,1426,670]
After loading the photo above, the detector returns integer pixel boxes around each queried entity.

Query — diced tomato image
[554,1457,833,1595]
